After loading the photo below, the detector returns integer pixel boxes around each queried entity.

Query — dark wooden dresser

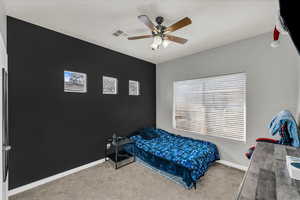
[236,142,300,200]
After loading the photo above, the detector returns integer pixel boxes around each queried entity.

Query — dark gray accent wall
[8,17,156,189]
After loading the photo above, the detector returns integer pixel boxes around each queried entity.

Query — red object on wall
[271,26,280,48]
[273,26,280,41]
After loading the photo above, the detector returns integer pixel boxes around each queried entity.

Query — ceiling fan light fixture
[153,36,163,46]
[162,40,170,48]
[150,42,158,50]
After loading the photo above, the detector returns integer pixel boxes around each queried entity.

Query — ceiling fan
[128,15,192,50]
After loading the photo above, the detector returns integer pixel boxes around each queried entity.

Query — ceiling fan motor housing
[155,16,164,25]
[153,16,166,38]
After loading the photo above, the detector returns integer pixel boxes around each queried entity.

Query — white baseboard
[8,158,105,197]
[217,160,248,171]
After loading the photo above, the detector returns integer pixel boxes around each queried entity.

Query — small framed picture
[64,71,87,93]
[103,76,118,94]
[129,80,140,96]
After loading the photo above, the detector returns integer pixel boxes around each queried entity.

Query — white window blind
[173,73,246,141]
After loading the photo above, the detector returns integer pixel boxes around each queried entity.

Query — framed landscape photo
[64,71,87,93]
[103,76,118,94]
[129,80,140,96]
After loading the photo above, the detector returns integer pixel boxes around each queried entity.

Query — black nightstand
[104,137,135,169]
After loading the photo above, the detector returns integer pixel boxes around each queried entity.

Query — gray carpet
[10,162,244,200]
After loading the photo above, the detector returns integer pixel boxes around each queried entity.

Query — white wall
[0,1,6,199]
[0,0,6,46]
[156,33,299,166]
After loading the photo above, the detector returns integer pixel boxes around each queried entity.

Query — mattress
[124,128,219,188]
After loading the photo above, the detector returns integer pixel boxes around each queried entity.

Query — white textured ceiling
[4,0,277,64]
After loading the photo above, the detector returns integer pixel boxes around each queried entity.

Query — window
[173,73,246,141]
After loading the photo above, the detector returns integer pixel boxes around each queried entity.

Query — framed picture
[129,80,140,96]
[64,71,87,93]
[103,76,118,94]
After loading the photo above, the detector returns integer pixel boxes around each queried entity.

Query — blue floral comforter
[124,128,219,187]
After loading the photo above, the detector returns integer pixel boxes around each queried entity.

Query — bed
[124,128,219,188]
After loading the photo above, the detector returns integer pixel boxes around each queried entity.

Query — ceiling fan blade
[165,17,192,33]
[165,35,188,44]
[138,15,157,31]
[128,35,153,40]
